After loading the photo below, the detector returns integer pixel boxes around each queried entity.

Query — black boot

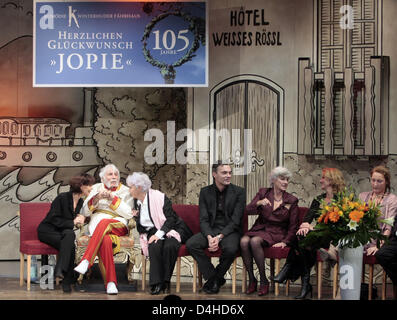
[294,272,312,299]
[272,263,292,284]
[162,281,170,294]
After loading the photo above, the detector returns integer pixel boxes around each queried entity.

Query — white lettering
[39,5,54,30]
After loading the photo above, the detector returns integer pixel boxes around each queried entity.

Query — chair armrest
[128,218,136,230]
[77,216,91,236]
[127,219,136,238]
[76,223,88,237]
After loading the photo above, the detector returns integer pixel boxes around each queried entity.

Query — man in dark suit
[186,162,246,294]
[375,217,397,299]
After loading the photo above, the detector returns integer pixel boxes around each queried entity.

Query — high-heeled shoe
[295,283,312,299]
[257,283,269,296]
[272,263,292,283]
[246,279,257,294]
[294,273,312,299]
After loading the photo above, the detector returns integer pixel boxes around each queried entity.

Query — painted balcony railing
[297,56,389,156]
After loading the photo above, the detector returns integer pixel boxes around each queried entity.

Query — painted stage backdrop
[2,0,397,288]
[0,1,187,263]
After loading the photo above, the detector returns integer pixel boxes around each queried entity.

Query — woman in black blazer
[37,173,95,292]
[126,172,193,295]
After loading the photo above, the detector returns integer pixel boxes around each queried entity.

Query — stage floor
[0,276,334,300]
[0,261,394,300]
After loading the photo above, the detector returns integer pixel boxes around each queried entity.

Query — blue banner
[33,1,207,87]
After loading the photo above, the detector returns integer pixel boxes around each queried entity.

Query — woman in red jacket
[240,166,299,296]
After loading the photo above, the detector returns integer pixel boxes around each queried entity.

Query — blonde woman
[273,168,345,299]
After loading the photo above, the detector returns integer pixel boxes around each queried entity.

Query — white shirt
[138,194,165,239]
[81,183,134,236]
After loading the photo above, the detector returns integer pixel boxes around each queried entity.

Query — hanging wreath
[141,10,205,83]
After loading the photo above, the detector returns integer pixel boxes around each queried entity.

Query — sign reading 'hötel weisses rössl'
[33,1,207,87]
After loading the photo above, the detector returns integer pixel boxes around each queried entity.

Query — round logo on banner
[141,11,205,83]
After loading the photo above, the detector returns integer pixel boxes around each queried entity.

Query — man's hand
[207,235,219,252]
[98,190,113,200]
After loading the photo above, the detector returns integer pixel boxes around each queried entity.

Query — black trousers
[148,237,181,286]
[37,226,76,284]
[186,231,240,281]
[375,238,397,284]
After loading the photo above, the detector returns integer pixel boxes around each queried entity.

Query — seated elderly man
[74,164,134,295]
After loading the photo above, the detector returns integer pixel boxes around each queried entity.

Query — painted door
[212,79,281,205]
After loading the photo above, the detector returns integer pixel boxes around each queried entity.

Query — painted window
[317,0,378,148]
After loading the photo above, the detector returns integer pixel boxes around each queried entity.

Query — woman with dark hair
[359,165,397,255]
[37,173,95,292]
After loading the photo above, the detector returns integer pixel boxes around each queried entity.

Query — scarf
[139,189,181,257]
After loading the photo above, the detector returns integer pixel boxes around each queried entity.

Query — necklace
[371,192,386,205]
[274,194,283,202]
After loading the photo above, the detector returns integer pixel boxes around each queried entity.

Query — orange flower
[329,211,340,223]
[349,210,364,222]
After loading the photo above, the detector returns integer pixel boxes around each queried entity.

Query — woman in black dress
[37,173,95,292]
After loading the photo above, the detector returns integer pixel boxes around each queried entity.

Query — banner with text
[33,1,207,87]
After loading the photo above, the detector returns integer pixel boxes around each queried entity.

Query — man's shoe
[150,284,163,295]
[74,259,89,275]
[203,278,219,294]
[106,282,118,295]
[217,277,226,288]
[209,280,220,294]
[202,278,214,293]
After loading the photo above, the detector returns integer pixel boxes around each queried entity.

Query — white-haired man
[74,164,134,295]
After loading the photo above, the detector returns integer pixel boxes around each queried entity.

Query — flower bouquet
[301,187,394,249]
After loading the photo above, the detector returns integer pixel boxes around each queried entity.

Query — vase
[338,245,364,300]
